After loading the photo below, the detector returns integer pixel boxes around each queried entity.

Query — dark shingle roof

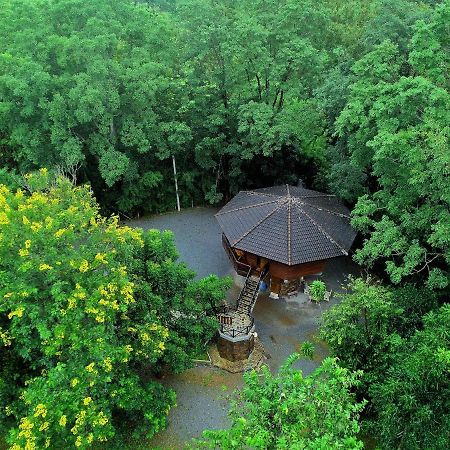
[215,185,356,265]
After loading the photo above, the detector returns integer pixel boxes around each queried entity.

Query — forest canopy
[0,0,448,288]
[0,1,449,448]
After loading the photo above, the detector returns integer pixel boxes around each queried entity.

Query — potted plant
[308,280,327,302]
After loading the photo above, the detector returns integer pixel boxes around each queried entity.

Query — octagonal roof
[215,185,356,266]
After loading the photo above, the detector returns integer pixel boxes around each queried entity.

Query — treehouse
[216,184,356,298]
[214,185,356,363]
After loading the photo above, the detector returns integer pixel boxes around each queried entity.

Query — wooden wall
[269,259,327,280]
[230,247,328,295]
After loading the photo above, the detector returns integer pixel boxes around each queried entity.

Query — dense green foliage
[337,2,450,288]
[195,354,365,449]
[0,171,229,449]
[1,0,449,448]
[321,278,448,449]
[370,305,450,449]
[1,0,448,284]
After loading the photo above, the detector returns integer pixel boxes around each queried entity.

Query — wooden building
[216,185,356,297]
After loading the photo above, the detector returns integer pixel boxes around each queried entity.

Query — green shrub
[195,354,366,449]
[309,280,327,302]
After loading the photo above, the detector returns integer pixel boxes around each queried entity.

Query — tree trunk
[172,155,181,212]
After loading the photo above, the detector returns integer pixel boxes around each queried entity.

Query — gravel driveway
[128,207,361,449]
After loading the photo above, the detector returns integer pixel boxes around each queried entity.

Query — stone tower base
[217,334,255,361]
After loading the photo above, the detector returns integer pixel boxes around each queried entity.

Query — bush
[309,280,327,302]
[195,354,366,449]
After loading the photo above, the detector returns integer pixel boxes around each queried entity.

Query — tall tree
[0,170,228,448]
[330,2,450,288]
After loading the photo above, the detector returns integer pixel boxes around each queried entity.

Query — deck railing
[217,309,255,338]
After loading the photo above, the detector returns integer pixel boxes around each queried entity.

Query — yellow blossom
[39,264,53,271]
[79,260,89,273]
[73,290,86,299]
[95,253,108,264]
[8,308,24,319]
[25,240,31,249]
[19,248,29,257]
[75,436,82,447]
[39,168,48,175]
[44,217,53,229]
[67,298,77,309]
[34,403,47,418]
[19,417,34,431]
[59,415,67,427]
[31,222,42,232]
[0,212,9,225]
[54,228,66,238]
[71,378,79,387]
[103,358,112,372]
[120,282,135,304]
[39,421,49,431]
[96,411,109,426]
[85,363,95,373]
[0,327,13,346]
[22,215,30,225]
[83,397,92,406]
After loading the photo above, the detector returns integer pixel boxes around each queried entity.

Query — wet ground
[129,208,231,280]
[129,207,361,449]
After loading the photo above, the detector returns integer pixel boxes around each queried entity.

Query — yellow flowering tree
[0,170,228,449]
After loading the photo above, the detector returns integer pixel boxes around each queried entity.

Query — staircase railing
[236,269,253,308]
[247,268,267,312]
[222,234,251,277]
[218,267,268,338]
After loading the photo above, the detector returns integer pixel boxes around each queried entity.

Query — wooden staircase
[218,270,265,339]
[236,275,260,315]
